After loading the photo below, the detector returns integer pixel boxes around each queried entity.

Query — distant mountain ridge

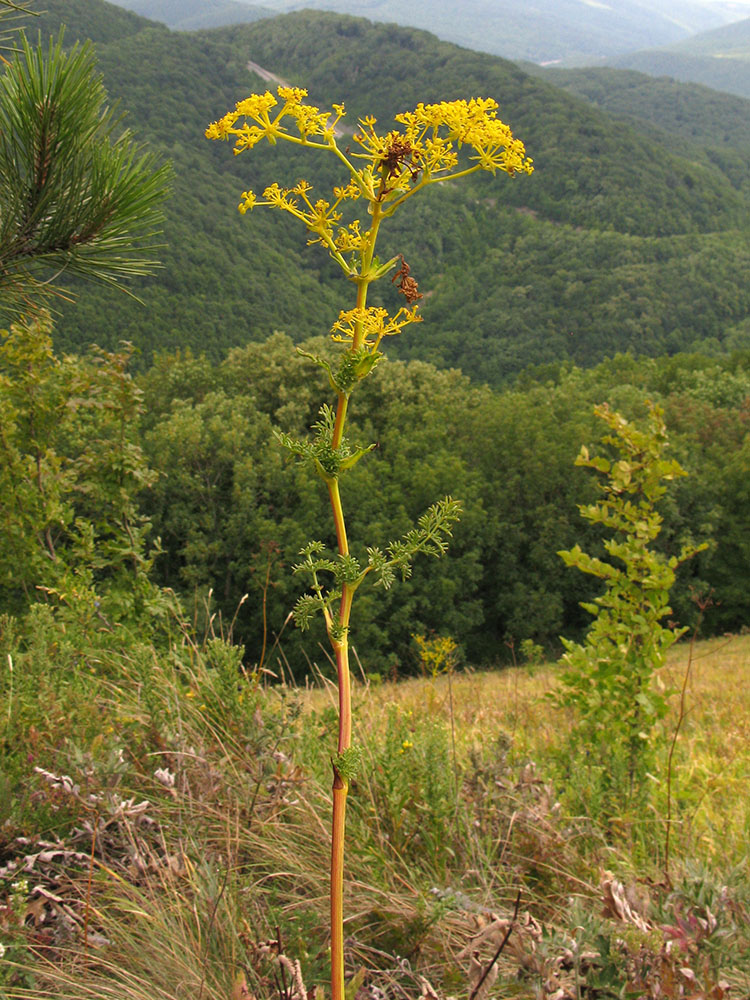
[104,0,748,63]
[609,16,750,98]
[110,0,272,31]
[665,11,750,53]
[542,64,750,152]
[25,0,155,43]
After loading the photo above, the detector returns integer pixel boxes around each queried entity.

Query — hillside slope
[668,13,750,54]
[611,17,750,98]
[14,3,750,383]
[540,65,750,199]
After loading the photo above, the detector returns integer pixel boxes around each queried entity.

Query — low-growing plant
[356,705,457,876]
[206,86,532,998]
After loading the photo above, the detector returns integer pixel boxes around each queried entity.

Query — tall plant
[207,88,532,998]
[555,402,703,815]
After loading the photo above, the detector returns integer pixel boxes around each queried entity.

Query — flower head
[331,305,421,352]
[207,89,532,277]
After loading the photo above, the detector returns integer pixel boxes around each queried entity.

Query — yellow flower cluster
[239,180,361,253]
[334,220,367,253]
[394,98,532,175]
[414,632,459,678]
[348,97,532,197]
[205,86,345,151]
[208,87,532,272]
[330,305,422,351]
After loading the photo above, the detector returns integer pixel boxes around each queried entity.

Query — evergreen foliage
[0,28,170,316]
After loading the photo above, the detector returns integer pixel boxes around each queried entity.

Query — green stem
[328,433,351,1000]
[331,394,349,453]
[329,204,383,1000]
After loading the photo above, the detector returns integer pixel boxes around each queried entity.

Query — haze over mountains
[106,0,750,101]
[110,0,271,30]
[108,0,750,65]
[609,14,750,97]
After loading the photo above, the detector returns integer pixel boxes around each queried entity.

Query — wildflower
[332,179,361,202]
[206,89,531,1000]
[277,86,307,105]
[204,111,239,141]
[233,123,266,153]
[330,305,421,352]
[334,220,367,253]
[235,92,277,118]
[207,90,531,281]
[238,190,257,214]
[286,101,330,139]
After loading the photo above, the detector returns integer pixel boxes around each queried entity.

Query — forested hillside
[3,309,748,673]
[3,0,750,664]
[541,65,750,152]
[3,6,750,995]
[15,3,750,384]
[134,344,750,670]
[23,0,153,42]
[659,12,750,57]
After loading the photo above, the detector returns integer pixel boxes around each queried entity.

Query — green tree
[0,0,34,50]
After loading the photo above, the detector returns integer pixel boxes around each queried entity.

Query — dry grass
[659,633,750,865]
[293,635,747,855]
[2,634,748,999]
[303,634,750,870]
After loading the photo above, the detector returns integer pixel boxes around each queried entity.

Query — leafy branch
[275,404,375,481]
[367,496,463,589]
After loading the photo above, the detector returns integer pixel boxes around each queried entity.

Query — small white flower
[0,940,6,959]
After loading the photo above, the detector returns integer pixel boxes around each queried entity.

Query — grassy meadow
[1,621,748,999]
